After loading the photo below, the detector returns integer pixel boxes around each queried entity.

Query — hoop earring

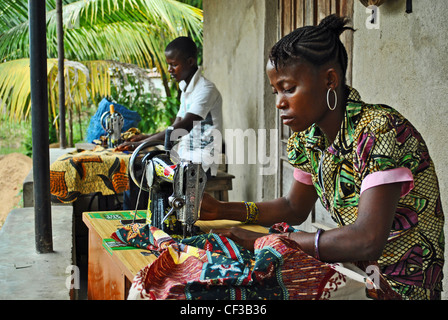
[327,88,337,111]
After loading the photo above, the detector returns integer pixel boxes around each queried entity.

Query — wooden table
[83,211,154,300]
[50,147,131,204]
[83,211,268,300]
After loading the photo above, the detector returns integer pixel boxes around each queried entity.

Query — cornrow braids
[269,14,354,79]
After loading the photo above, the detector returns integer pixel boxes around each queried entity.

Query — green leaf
[0,0,203,124]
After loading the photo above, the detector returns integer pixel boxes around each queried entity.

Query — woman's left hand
[211,227,266,252]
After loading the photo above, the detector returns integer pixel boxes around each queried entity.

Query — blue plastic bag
[86,98,142,143]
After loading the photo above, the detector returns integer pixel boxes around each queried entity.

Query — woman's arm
[257,179,318,226]
[199,179,318,251]
[205,180,401,262]
[289,182,401,262]
[200,179,318,226]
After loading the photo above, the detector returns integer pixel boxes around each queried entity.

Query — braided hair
[269,14,354,81]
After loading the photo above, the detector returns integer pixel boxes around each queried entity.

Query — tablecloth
[50,146,130,203]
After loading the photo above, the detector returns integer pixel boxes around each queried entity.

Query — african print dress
[287,87,444,300]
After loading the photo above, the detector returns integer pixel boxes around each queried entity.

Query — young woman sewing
[199,14,444,300]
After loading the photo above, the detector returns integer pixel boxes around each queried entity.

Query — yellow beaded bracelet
[243,201,259,224]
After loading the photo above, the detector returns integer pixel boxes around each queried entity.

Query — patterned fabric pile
[50,147,130,203]
[111,222,401,300]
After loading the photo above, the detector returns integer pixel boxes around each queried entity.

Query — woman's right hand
[199,193,223,221]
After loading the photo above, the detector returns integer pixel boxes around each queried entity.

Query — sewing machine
[101,104,124,148]
[128,127,207,238]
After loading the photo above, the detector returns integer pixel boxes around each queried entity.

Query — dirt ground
[0,153,33,229]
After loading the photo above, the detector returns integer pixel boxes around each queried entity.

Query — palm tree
[0,0,203,129]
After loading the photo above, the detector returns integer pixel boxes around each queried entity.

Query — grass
[0,109,93,156]
[0,116,29,156]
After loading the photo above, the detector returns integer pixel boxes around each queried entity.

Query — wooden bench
[205,170,235,201]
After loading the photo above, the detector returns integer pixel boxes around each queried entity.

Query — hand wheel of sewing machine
[128,140,169,222]
[128,126,178,194]
[129,140,167,192]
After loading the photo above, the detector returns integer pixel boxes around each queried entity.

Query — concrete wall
[351,0,448,298]
[203,0,278,202]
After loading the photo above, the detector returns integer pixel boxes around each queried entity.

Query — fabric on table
[111,222,401,300]
[50,146,130,203]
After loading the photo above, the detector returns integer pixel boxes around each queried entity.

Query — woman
[200,15,444,300]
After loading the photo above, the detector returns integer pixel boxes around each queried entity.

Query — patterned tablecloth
[50,146,131,203]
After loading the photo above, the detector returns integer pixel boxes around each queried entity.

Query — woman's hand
[212,227,265,252]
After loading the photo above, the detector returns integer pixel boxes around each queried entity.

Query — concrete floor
[0,147,121,300]
[0,205,75,299]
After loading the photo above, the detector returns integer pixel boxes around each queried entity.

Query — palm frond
[0,0,203,64]
[0,58,114,121]
[0,0,203,122]
[0,59,32,120]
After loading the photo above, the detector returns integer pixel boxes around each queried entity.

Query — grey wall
[203,0,278,202]
[352,0,448,298]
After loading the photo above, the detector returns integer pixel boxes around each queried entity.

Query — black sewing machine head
[129,127,207,238]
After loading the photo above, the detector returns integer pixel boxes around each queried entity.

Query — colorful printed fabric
[50,146,130,203]
[287,87,444,300]
[111,222,401,300]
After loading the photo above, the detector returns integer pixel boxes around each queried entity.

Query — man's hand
[128,134,150,142]
[115,140,141,152]
[115,134,151,152]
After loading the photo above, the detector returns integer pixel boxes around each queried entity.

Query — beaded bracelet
[314,228,325,260]
[243,201,259,224]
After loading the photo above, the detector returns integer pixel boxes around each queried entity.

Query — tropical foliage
[0,0,203,137]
